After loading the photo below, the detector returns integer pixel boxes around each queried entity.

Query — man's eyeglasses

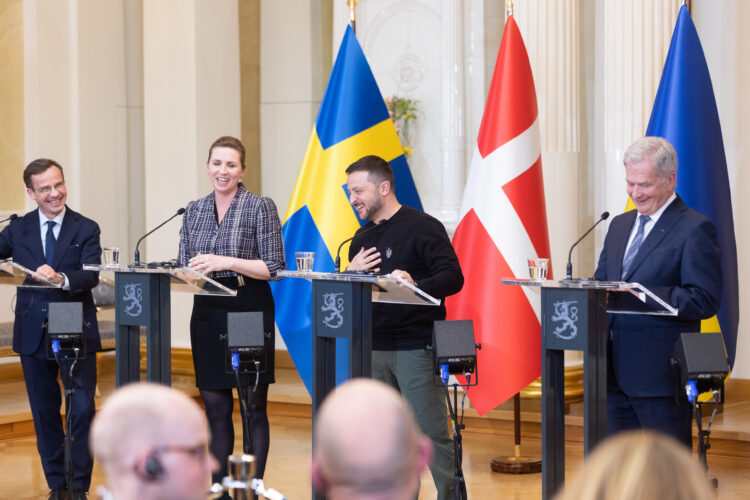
[154,443,209,461]
[34,181,65,195]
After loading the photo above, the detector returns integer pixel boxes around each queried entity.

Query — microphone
[133,208,186,266]
[565,211,609,280]
[334,219,386,273]
[0,214,18,224]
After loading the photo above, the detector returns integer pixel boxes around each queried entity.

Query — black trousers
[21,348,97,491]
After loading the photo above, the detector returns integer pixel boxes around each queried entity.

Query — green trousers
[372,349,455,500]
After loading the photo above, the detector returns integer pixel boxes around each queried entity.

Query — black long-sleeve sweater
[349,206,464,350]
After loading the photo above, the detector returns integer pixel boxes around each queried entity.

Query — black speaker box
[432,319,476,375]
[48,302,83,334]
[228,311,264,348]
[226,311,265,374]
[671,332,728,388]
[46,302,85,358]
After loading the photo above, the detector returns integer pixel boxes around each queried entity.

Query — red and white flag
[446,15,552,416]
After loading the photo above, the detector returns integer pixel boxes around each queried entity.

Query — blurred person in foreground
[554,430,713,500]
[90,383,218,500]
[311,378,433,500]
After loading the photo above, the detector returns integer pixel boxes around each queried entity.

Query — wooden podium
[501,278,677,499]
[84,264,236,387]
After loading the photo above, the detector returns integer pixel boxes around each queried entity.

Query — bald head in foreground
[312,378,433,500]
[90,383,218,500]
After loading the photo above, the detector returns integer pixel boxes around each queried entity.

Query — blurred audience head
[555,430,713,500]
[91,383,218,500]
[311,378,433,500]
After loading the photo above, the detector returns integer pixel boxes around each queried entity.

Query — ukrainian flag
[642,5,739,368]
[271,26,422,394]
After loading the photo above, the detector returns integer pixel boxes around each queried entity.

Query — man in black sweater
[346,155,464,499]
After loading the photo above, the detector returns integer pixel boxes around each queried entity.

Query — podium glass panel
[501,278,677,316]
[84,264,237,296]
[278,270,439,306]
[0,259,62,288]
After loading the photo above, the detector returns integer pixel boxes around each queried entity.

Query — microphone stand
[133,208,185,266]
[334,219,386,272]
[52,342,80,494]
[0,213,18,224]
[436,353,480,500]
[565,212,609,279]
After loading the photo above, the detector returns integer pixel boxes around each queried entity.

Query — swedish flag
[271,26,422,394]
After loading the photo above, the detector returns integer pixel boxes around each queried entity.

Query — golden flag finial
[507,0,514,18]
[347,0,358,33]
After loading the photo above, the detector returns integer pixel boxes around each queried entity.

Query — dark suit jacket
[0,207,101,355]
[594,196,722,397]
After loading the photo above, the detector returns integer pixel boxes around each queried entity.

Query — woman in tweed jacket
[178,136,285,488]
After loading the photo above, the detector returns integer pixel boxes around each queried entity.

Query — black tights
[200,383,270,486]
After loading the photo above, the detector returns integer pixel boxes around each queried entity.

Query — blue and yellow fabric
[271,26,422,394]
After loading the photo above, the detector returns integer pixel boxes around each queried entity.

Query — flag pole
[347,0,357,34]
[490,0,543,476]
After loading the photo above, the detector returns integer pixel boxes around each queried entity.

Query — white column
[23,0,80,209]
[594,0,678,248]
[693,0,750,377]
[143,0,241,347]
[513,0,582,279]
[439,0,466,232]
[260,0,327,210]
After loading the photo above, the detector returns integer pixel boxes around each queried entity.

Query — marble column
[593,0,678,249]
[513,0,582,280]
[438,0,466,232]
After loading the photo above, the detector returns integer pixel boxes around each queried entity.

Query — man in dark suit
[0,159,101,500]
[594,137,722,447]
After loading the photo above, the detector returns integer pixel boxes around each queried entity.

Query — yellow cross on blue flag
[270,26,422,394]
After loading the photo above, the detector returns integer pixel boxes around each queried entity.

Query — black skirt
[190,276,276,390]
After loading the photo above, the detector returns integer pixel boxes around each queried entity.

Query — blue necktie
[45,220,57,265]
[621,215,650,280]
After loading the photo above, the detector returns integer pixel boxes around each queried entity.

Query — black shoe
[47,488,68,500]
[70,490,88,500]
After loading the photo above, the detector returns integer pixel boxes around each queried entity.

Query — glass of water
[103,247,120,267]
[527,258,549,280]
[295,251,315,272]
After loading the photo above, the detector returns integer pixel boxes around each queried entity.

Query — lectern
[278,270,439,500]
[0,258,62,288]
[84,264,236,386]
[501,278,677,499]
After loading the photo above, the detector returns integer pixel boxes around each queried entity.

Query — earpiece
[139,452,164,482]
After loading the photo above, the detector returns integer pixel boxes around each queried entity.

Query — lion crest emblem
[321,292,344,329]
[551,300,578,340]
[122,283,143,317]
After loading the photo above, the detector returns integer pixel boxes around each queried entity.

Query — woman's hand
[189,253,233,274]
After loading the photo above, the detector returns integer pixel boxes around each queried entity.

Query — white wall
[693,0,750,378]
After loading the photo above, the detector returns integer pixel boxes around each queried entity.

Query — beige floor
[1,354,749,499]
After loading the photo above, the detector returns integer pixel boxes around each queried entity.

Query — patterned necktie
[621,215,650,280]
[45,220,57,265]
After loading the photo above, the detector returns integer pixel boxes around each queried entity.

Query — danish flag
[446,15,552,416]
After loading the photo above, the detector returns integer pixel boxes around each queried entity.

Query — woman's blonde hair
[555,430,713,500]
